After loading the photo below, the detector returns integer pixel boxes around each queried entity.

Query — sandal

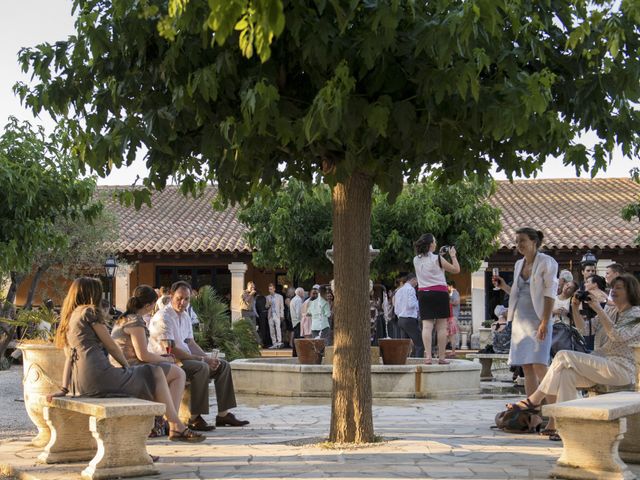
[438,359,450,365]
[506,398,540,412]
[149,454,160,463]
[549,433,562,442]
[539,428,557,436]
[169,428,206,443]
[424,358,432,365]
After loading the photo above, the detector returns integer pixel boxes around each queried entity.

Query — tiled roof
[102,178,640,255]
[101,186,250,255]
[491,178,640,250]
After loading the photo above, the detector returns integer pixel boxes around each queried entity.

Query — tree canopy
[239,178,501,281]
[0,117,101,275]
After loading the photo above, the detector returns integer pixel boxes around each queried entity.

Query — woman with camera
[507,274,640,441]
[413,233,460,364]
[493,227,558,397]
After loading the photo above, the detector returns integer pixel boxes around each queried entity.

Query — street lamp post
[104,255,118,309]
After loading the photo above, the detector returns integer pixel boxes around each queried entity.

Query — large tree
[239,177,501,282]
[17,1,640,442]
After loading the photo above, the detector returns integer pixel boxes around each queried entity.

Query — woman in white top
[493,227,558,397]
[552,280,578,325]
[413,233,460,364]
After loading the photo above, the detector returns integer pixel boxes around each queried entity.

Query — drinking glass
[492,268,501,290]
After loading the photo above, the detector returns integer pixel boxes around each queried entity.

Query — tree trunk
[0,271,23,362]
[329,171,375,443]
[24,265,47,310]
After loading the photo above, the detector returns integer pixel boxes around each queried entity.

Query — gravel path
[0,366,36,441]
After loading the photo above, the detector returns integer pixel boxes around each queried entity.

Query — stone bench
[38,397,165,480]
[542,391,640,480]
[465,353,509,380]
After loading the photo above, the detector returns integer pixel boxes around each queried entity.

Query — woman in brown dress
[111,285,187,426]
[53,277,203,442]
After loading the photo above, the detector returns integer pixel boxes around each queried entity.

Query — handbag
[550,319,589,357]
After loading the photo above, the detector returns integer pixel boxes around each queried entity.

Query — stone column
[471,262,488,335]
[597,259,613,277]
[114,263,134,312]
[228,262,248,323]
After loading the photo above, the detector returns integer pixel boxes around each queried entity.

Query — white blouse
[413,253,447,288]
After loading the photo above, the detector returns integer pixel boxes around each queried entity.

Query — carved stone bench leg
[38,407,96,464]
[81,415,158,480]
[551,417,634,480]
[478,359,493,380]
[179,383,192,424]
[620,412,640,464]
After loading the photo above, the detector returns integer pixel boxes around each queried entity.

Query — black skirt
[418,290,450,320]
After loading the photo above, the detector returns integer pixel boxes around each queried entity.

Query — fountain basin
[231,357,481,399]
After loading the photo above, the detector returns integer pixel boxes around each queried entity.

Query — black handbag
[550,320,589,357]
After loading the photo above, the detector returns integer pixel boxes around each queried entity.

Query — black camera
[439,245,451,255]
[575,290,591,302]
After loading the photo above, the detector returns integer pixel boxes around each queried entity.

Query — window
[155,266,231,296]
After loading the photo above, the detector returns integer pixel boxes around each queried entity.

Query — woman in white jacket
[494,227,558,396]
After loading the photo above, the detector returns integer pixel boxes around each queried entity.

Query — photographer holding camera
[413,233,460,365]
[575,274,608,350]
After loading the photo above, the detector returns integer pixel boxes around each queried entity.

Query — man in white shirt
[393,273,424,358]
[266,283,285,349]
[149,281,249,430]
[289,287,305,353]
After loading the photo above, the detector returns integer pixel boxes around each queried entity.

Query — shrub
[191,286,260,361]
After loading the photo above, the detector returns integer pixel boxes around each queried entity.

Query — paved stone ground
[2,365,640,479]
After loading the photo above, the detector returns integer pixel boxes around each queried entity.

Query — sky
[1,0,637,185]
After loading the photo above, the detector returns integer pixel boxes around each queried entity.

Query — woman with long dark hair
[52,277,203,442]
[413,233,460,364]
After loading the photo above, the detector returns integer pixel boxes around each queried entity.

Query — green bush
[191,286,260,361]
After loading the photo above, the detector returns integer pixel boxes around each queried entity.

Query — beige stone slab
[542,391,640,420]
[38,397,165,419]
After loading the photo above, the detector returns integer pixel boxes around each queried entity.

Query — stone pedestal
[478,327,492,349]
[228,262,248,323]
[114,263,134,312]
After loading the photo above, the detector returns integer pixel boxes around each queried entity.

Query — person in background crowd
[149,281,249,430]
[309,285,331,344]
[413,233,460,365]
[557,270,574,296]
[493,227,558,397]
[394,273,424,358]
[240,281,258,339]
[325,287,335,345]
[255,289,270,348]
[580,274,608,350]
[267,283,285,349]
[51,278,204,443]
[605,263,625,304]
[509,274,640,442]
[552,280,578,325]
[301,286,318,338]
[289,287,305,355]
[580,260,596,288]
[283,287,295,348]
[155,287,170,311]
[447,281,461,358]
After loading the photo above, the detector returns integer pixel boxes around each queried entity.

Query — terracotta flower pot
[378,338,412,365]
[18,343,66,447]
[294,339,325,365]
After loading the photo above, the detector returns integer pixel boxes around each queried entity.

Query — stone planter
[18,343,66,447]
[478,327,492,349]
[378,338,412,365]
[294,339,325,365]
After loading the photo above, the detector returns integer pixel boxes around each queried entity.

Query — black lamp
[580,250,597,267]
[104,255,118,279]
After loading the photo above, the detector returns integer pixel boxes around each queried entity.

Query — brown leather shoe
[187,415,216,431]
[215,412,249,427]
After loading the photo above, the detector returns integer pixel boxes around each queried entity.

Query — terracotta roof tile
[100,186,250,255]
[102,178,640,255]
[491,178,640,250]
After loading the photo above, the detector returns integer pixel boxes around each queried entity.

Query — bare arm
[536,296,555,340]
[439,247,460,274]
[128,326,174,364]
[495,277,511,295]
[570,295,586,331]
[92,323,129,368]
